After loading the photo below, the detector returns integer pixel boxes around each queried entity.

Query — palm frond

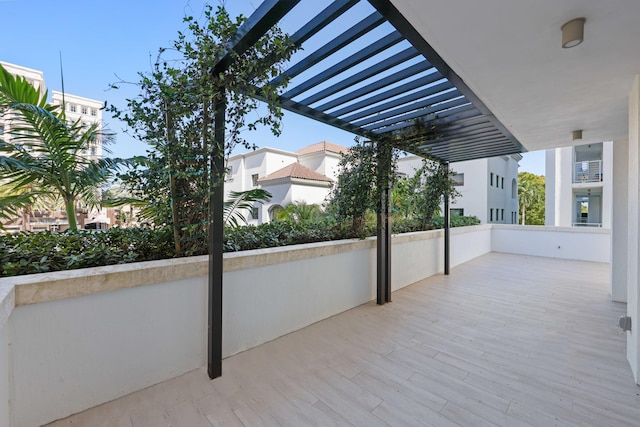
[223,189,272,227]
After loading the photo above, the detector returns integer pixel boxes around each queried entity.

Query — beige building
[0,61,106,232]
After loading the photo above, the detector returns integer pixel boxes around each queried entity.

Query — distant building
[397,154,521,224]
[225,141,347,224]
[0,61,105,232]
[545,141,613,228]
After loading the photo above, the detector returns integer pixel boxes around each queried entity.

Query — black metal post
[376,142,392,304]
[444,162,450,276]
[208,91,225,379]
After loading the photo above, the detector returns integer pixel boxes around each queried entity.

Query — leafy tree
[328,138,379,234]
[518,171,545,225]
[108,5,296,255]
[329,136,460,232]
[273,201,325,224]
[0,64,120,230]
[409,159,460,227]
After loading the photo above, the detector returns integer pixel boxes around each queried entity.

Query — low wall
[491,224,610,263]
[1,226,491,427]
[0,223,602,426]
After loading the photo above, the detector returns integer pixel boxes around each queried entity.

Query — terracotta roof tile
[296,141,349,155]
[257,163,333,183]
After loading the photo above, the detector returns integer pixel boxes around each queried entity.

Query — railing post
[208,89,225,380]
[444,162,450,276]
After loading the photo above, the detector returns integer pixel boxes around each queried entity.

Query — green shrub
[0,216,480,277]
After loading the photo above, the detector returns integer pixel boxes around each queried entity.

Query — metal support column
[208,91,226,379]
[443,162,450,275]
[376,142,392,304]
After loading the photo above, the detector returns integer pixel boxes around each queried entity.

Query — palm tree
[0,64,121,230]
[518,176,543,225]
[273,201,325,224]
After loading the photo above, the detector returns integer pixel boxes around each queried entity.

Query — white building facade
[545,141,613,229]
[397,154,521,224]
[225,141,346,224]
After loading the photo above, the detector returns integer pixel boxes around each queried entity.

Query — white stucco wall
[0,321,9,427]
[627,75,640,383]
[611,139,629,303]
[492,224,610,263]
[9,277,208,427]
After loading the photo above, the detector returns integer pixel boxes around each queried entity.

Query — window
[251,174,259,186]
[496,174,500,187]
[490,173,494,186]
[90,147,96,156]
[0,125,3,135]
[69,104,76,113]
[226,166,233,178]
[451,173,464,186]
[81,106,88,115]
[250,207,259,220]
[451,208,464,217]
[501,209,504,221]
[490,208,493,222]
[501,177,504,189]
[90,109,97,116]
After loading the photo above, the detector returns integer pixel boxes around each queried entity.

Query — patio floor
[47,253,640,427]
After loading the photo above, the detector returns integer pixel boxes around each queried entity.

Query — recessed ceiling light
[562,18,586,48]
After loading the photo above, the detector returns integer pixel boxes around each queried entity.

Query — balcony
[573,160,603,183]
[3,224,634,426]
[46,250,638,426]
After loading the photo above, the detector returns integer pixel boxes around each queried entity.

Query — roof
[216,0,525,163]
[257,163,333,183]
[296,141,349,155]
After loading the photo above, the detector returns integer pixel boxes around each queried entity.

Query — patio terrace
[47,252,639,427]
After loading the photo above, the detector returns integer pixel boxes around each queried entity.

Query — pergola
[207,0,525,378]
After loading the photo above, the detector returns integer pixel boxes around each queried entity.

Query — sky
[0,0,546,176]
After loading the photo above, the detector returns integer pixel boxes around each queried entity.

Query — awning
[215,0,525,162]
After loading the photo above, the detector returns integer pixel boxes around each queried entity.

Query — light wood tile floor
[47,253,640,427]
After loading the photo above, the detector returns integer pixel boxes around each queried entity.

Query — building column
[544,149,557,226]
[626,74,640,384]
[601,141,613,229]
[611,139,628,303]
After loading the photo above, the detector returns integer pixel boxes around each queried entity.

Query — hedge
[0,216,479,277]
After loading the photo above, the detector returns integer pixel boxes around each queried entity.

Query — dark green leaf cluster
[0,215,480,277]
[0,227,174,277]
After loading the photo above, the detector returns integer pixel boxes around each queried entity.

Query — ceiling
[389,0,640,152]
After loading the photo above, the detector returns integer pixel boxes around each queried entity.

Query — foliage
[409,159,461,227]
[223,189,271,227]
[0,215,480,277]
[0,227,174,277]
[107,5,297,254]
[518,172,545,225]
[0,64,122,230]
[272,201,325,224]
[328,138,379,234]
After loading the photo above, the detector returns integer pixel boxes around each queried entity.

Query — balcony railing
[573,160,603,183]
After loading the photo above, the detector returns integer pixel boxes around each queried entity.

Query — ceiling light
[572,130,583,141]
[562,18,586,48]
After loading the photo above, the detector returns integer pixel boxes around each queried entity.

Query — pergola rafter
[208,0,525,379]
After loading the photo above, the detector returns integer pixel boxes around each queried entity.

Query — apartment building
[545,141,613,228]
[397,154,521,224]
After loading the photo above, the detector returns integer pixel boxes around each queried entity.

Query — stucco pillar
[611,139,628,302]
[545,149,556,226]
[602,141,613,229]
[627,74,640,384]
